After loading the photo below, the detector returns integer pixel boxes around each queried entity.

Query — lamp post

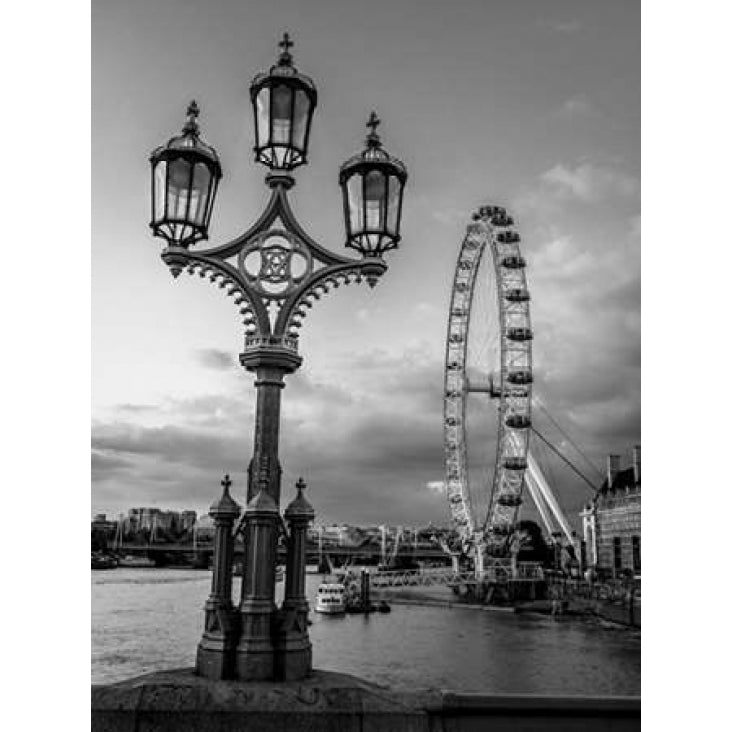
[149,34,407,682]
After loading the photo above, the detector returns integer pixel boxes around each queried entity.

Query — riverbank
[374,585,640,628]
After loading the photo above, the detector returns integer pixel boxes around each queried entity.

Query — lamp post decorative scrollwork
[148,34,408,682]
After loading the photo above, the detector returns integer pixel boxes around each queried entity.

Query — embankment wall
[91,668,640,732]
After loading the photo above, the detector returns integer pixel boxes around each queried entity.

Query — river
[92,568,640,695]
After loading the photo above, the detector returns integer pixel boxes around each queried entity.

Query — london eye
[443,205,533,564]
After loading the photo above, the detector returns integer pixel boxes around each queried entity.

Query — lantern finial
[278,32,294,66]
[183,100,200,136]
[366,111,381,148]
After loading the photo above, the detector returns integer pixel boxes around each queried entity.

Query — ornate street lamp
[148,35,408,683]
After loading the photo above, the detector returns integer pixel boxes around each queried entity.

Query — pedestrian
[550,582,562,618]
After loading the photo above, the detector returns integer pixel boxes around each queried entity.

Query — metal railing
[370,568,466,588]
[546,575,641,604]
[370,562,546,589]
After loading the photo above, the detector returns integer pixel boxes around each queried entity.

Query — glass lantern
[149,101,222,248]
[339,112,407,256]
[250,34,317,170]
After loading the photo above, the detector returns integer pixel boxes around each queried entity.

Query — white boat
[117,555,156,568]
[315,582,346,614]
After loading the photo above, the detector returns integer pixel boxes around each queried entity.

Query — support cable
[530,426,599,495]
[523,469,556,537]
[527,453,574,542]
[533,396,603,479]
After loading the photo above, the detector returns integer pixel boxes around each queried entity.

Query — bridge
[110,541,454,564]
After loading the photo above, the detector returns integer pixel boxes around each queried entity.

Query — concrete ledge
[91,668,640,732]
[422,692,640,731]
[92,668,430,732]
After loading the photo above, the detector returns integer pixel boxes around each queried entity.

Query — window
[613,537,622,572]
[632,536,641,574]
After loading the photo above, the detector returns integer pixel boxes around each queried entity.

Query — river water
[92,568,640,695]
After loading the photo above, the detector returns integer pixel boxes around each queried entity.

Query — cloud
[92,422,241,467]
[425,480,446,495]
[557,96,594,118]
[432,207,466,225]
[91,343,449,524]
[91,449,134,479]
[540,162,639,203]
[115,403,157,414]
[546,19,582,33]
[195,348,236,371]
[414,302,438,317]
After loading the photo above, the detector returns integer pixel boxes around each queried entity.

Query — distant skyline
[92,0,640,528]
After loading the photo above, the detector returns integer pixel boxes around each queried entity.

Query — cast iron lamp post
[149,34,407,682]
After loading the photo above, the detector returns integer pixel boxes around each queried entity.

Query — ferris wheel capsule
[506,326,533,341]
[507,370,533,385]
[505,414,531,429]
[502,255,526,269]
[503,456,528,470]
[505,288,530,302]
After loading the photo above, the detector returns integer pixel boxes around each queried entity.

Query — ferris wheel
[443,205,533,558]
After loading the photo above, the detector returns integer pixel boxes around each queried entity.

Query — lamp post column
[275,478,315,680]
[196,475,241,680]
[242,346,303,504]
[236,344,302,681]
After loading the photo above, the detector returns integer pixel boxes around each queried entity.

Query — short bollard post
[275,478,315,680]
[361,569,371,612]
[196,474,241,680]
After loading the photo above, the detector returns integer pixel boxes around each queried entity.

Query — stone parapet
[91,668,640,732]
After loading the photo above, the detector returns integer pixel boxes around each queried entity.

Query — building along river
[92,567,640,695]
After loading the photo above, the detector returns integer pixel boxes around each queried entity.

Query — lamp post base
[234,645,276,682]
[196,600,240,680]
[196,637,237,681]
[236,602,277,681]
[274,606,313,681]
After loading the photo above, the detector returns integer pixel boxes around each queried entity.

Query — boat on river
[315,582,346,614]
[117,555,156,568]
[91,553,118,570]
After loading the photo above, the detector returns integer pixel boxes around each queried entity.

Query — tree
[513,520,552,564]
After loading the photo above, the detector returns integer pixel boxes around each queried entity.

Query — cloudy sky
[92,0,639,529]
